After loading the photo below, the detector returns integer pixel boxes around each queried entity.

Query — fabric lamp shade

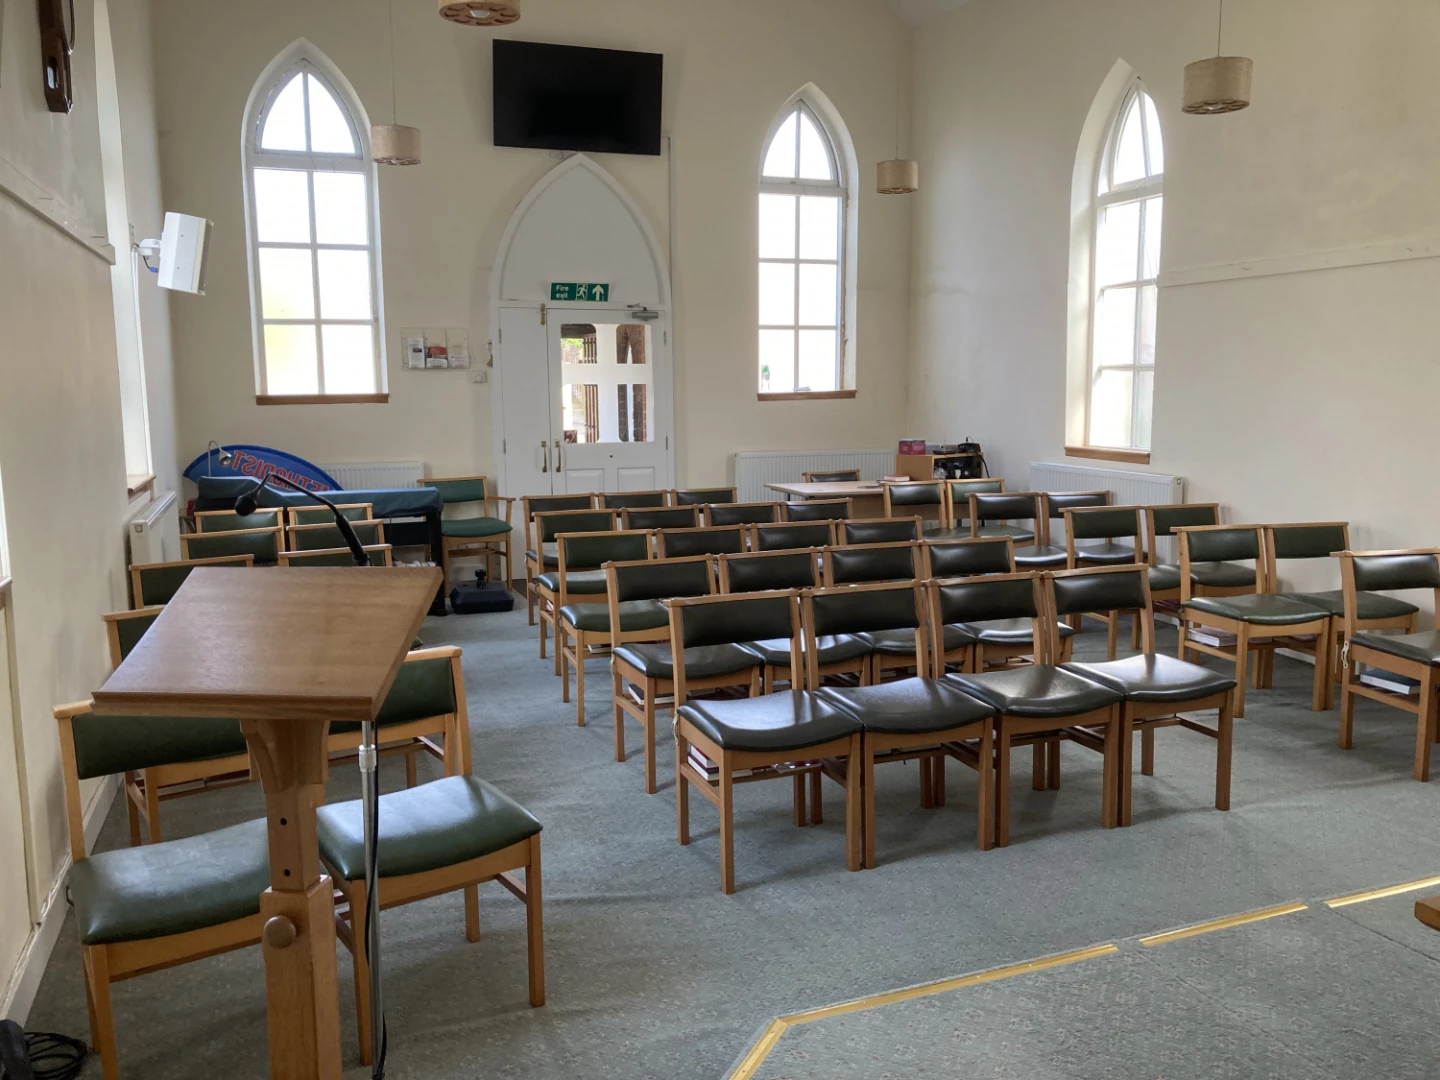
[439,0,520,25]
[1182,56,1253,114]
[372,124,421,166]
[876,159,919,195]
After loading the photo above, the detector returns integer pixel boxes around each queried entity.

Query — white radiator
[1031,462,1186,560]
[127,491,180,565]
[733,449,893,503]
[320,461,425,490]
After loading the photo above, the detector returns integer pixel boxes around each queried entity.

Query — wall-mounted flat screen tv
[493,40,663,156]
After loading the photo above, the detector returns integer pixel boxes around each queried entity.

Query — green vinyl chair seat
[945,667,1122,719]
[317,776,541,881]
[677,690,861,753]
[820,679,997,735]
[1062,655,1237,704]
[535,570,608,595]
[442,517,512,539]
[70,714,247,779]
[1072,543,1139,566]
[857,628,929,655]
[612,642,760,681]
[1349,630,1440,668]
[70,819,270,945]
[526,548,560,570]
[976,524,1035,543]
[1012,545,1068,569]
[330,657,456,733]
[921,526,971,540]
[742,635,871,667]
[961,619,1075,645]
[558,600,669,633]
[1149,562,1257,592]
[1183,595,1329,626]
[1290,590,1419,621]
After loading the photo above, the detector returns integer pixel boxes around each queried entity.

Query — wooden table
[765,481,887,519]
[1415,895,1440,933]
[92,566,441,1080]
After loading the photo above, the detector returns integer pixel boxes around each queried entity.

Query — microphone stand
[235,475,388,1076]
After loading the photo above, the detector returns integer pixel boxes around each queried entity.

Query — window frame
[242,55,388,405]
[1084,80,1163,451]
[757,101,849,399]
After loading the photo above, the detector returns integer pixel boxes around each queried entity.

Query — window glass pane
[306,74,356,155]
[1089,368,1135,449]
[798,263,838,327]
[264,325,319,394]
[314,172,368,245]
[1112,95,1146,187]
[317,250,372,319]
[563,383,598,443]
[799,196,840,260]
[1138,285,1157,366]
[259,248,315,319]
[1136,370,1154,448]
[758,194,796,259]
[1142,92,1164,176]
[1142,197,1163,279]
[321,325,376,393]
[260,73,307,151]
[797,111,833,181]
[1094,287,1137,368]
[759,329,795,392]
[759,262,795,326]
[797,330,838,392]
[253,169,311,242]
[1096,200,1141,286]
[763,112,798,179]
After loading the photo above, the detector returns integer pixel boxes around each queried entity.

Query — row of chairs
[128,546,394,607]
[180,503,391,568]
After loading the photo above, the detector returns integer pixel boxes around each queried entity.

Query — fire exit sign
[550,282,610,302]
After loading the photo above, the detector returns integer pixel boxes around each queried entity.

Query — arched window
[1086,81,1163,450]
[243,49,385,402]
[758,101,847,396]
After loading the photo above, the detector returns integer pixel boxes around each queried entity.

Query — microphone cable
[0,1021,86,1080]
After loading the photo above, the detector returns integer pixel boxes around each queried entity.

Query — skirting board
[1,773,119,1023]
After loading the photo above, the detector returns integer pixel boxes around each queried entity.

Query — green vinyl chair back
[1146,503,1220,566]
[825,542,918,585]
[288,504,374,527]
[602,490,668,510]
[289,521,385,551]
[946,479,1005,526]
[807,582,922,638]
[1050,566,1150,621]
[884,482,943,508]
[430,477,489,505]
[706,502,779,527]
[657,526,747,558]
[67,707,248,782]
[803,469,860,483]
[923,537,1014,578]
[753,523,834,552]
[181,527,282,566]
[557,530,652,573]
[1349,552,1440,594]
[536,509,617,545]
[623,506,700,530]
[719,550,819,593]
[1267,523,1349,562]
[844,518,921,546]
[105,608,163,667]
[1067,506,1141,542]
[781,499,853,523]
[196,509,284,533]
[130,555,253,607]
[673,487,739,507]
[971,493,1040,527]
[1176,526,1263,599]
[280,545,392,568]
[609,557,715,604]
[671,591,799,650]
[929,574,1042,626]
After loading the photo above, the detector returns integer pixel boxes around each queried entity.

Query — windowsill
[757,390,857,402]
[126,473,155,500]
[256,394,390,406]
[1065,445,1151,465]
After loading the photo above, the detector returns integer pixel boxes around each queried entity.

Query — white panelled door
[498,307,556,500]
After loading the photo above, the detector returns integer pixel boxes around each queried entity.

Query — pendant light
[876,68,918,195]
[439,0,520,26]
[373,0,421,164]
[1183,0,1252,115]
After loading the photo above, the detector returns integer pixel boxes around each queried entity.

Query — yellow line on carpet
[727,1019,790,1080]
[1325,874,1440,908]
[1140,901,1309,947]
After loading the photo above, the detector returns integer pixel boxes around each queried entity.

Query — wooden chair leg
[123,773,142,847]
[1416,671,1437,782]
[574,635,587,726]
[793,773,807,828]
[1310,629,1330,712]
[1047,738,1061,790]
[1141,727,1155,776]
[1233,629,1250,718]
[934,753,946,807]
[1339,652,1357,750]
[559,627,571,704]
[526,834,545,1007]
[676,732,690,846]
[976,725,994,852]
[920,755,935,807]
[809,768,823,825]
[143,772,162,843]
[1101,713,1118,829]
[719,755,736,894]
[404,747,419,788]
[643,686,659,795]
[862,742,877,868]
[1031,743,1046,791]
[1131,613,1142,651]
[1216,694,1234,811]
[845,735,862,872]
[1178,617,1189,661]
[526,569,537,625]
[351,882,372,1067]
[83,945,120,1080]
[612,669,626,763]
[995,726,1012,848]
[1120,712,1135,827]
[1106,612,1119,662]
[464,883,480,943]
[538,607,548,660]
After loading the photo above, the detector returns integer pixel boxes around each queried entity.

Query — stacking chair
[942,573,1125,847]
[781,498,853,522]
[882,482,947,536]
[610,557,762,793]
[318,743,543,1065]
[671,591,863,893]
[287,520,386,551]
[942,478,1005,539]
[1335,548,1440,781]
[287,503,374,526]
[194,508,284,533]
[53,700,268,1080]
[922,537,1016,673]
[1141,503,1257,648]
[1176,525,1330,716]
[844,517,922,546]
[1057,505,1145,659]
[1055,567,1236,825]
[602,490,668,509]
[528,508,617,635]
[752,522,835,552]
[815,582,997,865]
[656,525,747,558]
[129,554,253,608]
[179,526,282,566]
[554,531,663,719]
[673,486,739,506]
[969,492,1039,544]
[521,496,598,621]
[1007,492,1110,570]
[822,542,923,682]
[279,545,393,567]
[424,476,515,592]
[624,506,700,530]
[803,469,860,483]
[706,501,780,527]
[934,533,1073,669]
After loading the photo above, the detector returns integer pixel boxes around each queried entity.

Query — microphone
[236,474,370,567]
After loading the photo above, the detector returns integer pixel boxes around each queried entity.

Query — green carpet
[23,610,1440,1078]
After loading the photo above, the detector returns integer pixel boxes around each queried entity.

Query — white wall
[908,0,1440,588]
[151,0,914,487]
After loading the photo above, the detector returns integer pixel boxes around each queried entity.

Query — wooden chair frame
[655,524,748,559]
[1175,525,1330,717]
[531,509,621,657]
[193,508,285,532]
[881,482,947,530]
[423,475,516,593]
[802,469,860,483]
[702,501,781,527]
[715,549,826,691]
[54,700,264,1080]
[622,505,701,531]
[285,503,374,527]
[967,492,1041,543]
[943,478,1005,536]
[841,516,924,546]
[749,521,837,552]
[286,519,387,553]
[921,537,1016,674]
[820,542,924,683]
[1060,505,1144,660]
[1336,548,1440,781]
[780,498,853,523]
[129,554,254,608]
[1139,503,1252,647]
[670,591,862,893]
[178,526,283,563]
[277,544,394,567]
[671,487,739,506]
[521,497,600,623]
[1263,522,1358,710]
[600,490,667,510]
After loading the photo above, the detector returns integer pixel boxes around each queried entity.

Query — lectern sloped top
[93,566,443,722]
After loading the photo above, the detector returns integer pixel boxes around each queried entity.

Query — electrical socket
[472,371,488,384]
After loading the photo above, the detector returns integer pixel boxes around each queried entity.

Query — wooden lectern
[92,566,442,1079]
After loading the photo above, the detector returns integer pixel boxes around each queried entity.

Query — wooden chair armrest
[53,700,96,720]
[406,646,462,662]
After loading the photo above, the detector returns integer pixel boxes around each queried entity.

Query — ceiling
[886,0,974,28]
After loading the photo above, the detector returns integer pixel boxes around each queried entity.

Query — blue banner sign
[182,445,341,493]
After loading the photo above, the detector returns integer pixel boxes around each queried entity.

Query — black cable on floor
[0,1021,87,1080]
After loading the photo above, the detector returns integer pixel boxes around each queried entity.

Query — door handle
[539,441,549,473]
[552,440,563,473]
